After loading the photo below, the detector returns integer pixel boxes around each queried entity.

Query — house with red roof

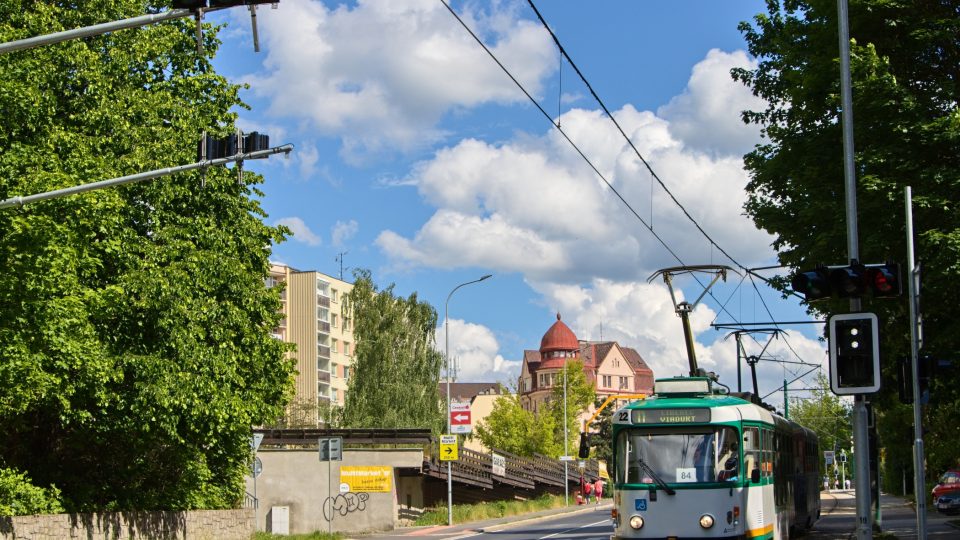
[518,313,654,428]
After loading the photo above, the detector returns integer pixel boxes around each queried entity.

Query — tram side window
[743,427,760,482]
[762,428,774,479]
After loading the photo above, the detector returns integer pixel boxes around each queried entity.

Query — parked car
[935,492,960,515]
[931,469,960,506]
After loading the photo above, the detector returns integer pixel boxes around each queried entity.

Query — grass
[252,532,343,540]
[412,494,577,526]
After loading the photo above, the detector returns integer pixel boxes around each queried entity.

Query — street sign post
[440,435,458,461]
[450,402,472,434]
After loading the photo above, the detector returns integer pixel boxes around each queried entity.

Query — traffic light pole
[837,1,873,537]
[0,144,293,211]
[906,187,928,539]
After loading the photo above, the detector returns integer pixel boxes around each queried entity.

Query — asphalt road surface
[353,492,959,539]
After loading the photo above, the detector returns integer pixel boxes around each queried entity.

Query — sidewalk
[809,490,960,539]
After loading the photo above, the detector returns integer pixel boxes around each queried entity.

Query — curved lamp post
[445,274,492,526]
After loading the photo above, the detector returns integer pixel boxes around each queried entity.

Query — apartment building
[268,263,354,426]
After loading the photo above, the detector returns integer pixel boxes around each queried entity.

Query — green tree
[474,392,556,456]
[588,396,614,465]
[0,1,294,512]
[342,269,444,433]
[549,360,595,457]
[734,0,959,492]
[790,374,853,456]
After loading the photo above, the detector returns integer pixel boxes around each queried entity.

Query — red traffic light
[793,262,902,300]
[865,264,901,297]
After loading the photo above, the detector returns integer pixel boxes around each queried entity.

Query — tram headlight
[698,514,715,529]
[629,515,644,529]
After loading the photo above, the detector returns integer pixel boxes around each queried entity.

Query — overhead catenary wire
[441,0,822,392]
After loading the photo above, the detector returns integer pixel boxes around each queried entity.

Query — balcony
[318,321,331,333]
[318,371,331,384]
[318,345,330,359]
[318,295,330,308]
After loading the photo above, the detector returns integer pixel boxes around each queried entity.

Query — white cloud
[440,318,520,384]
[331,220,359,247]
[275,217,322,246]
[657,49,766,157]
[529,278,827,400]
[241,0,556,158]
[377,98,774,282]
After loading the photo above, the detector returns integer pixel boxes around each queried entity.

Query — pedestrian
[845,478,851,490]
[583,478,594,503]
[593,477,604,504]
[823,476,829,491]
[577,474,586,505]
[834,478,839,490]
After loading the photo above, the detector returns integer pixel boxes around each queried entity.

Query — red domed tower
[539,313,579,368]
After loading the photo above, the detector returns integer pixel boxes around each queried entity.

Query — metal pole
[445,274,492,526]
[906,186,928,539]
[564,360,569,506]
[837,1,871,536]
[0,9,202,55]
[0,144,294,210]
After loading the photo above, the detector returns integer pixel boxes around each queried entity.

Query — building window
[344,342,351,356]
[619,376,630,390]
[343,366,351,380]
[331,289,338,302]
[331,339,339,353]
[331,313,338,328]
[602,375,612,388]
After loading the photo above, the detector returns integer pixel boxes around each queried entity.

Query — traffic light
[791,266,832,301]
[791,262,901,301]
[829,313,880,395]
[198,131,271,161]
[174,0,279,7]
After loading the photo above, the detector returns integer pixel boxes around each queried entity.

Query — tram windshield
[615,426,740,485]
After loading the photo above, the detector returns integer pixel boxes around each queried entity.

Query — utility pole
[837,1,873,537]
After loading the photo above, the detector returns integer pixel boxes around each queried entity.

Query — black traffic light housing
[792,262,902,301]
[829,312,880,395]
[198,131,271,161]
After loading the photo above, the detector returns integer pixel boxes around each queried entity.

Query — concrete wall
[0,509,252,540]
[248,447,424,535]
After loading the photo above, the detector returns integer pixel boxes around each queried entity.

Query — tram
[590,376,820,540]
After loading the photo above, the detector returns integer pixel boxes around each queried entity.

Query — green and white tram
[600,377,820,540]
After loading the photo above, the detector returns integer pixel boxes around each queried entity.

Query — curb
[475,503,612,533]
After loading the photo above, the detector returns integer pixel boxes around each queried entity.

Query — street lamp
[445,274,492,526]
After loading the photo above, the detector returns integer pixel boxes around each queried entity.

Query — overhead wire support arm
[0,8,208,55]
[0,144,293,211]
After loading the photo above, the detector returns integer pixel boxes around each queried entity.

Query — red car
[931,469,960,505]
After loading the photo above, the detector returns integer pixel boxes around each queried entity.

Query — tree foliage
[341,269,444,433]
[735,0,960,490]
[475,361,595,458]
[473,392,558,457]
[549,360,596,457]
[588,396,615,465]
[789,374,853,455]
[0,1,294,512]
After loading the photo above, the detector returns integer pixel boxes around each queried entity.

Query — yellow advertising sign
[440,434,458,461]
[339,466,393,493]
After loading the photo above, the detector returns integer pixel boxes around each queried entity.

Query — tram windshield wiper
[637,458,676,496]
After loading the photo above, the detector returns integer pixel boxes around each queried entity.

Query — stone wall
[0,508,253,540]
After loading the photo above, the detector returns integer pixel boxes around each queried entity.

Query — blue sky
[206,0,828,405]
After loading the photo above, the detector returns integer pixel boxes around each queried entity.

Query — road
[352,504,613,539]
[353,492,959,539]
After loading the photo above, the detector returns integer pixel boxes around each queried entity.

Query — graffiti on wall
[323,492,370,521]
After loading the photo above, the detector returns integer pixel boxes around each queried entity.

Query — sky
[206,0,830,408]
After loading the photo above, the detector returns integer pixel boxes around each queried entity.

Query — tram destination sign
[632,408,711,424]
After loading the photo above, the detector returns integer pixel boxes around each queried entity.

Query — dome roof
[539,313,579,352]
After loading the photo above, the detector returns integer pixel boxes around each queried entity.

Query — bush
[0,467,64,516]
